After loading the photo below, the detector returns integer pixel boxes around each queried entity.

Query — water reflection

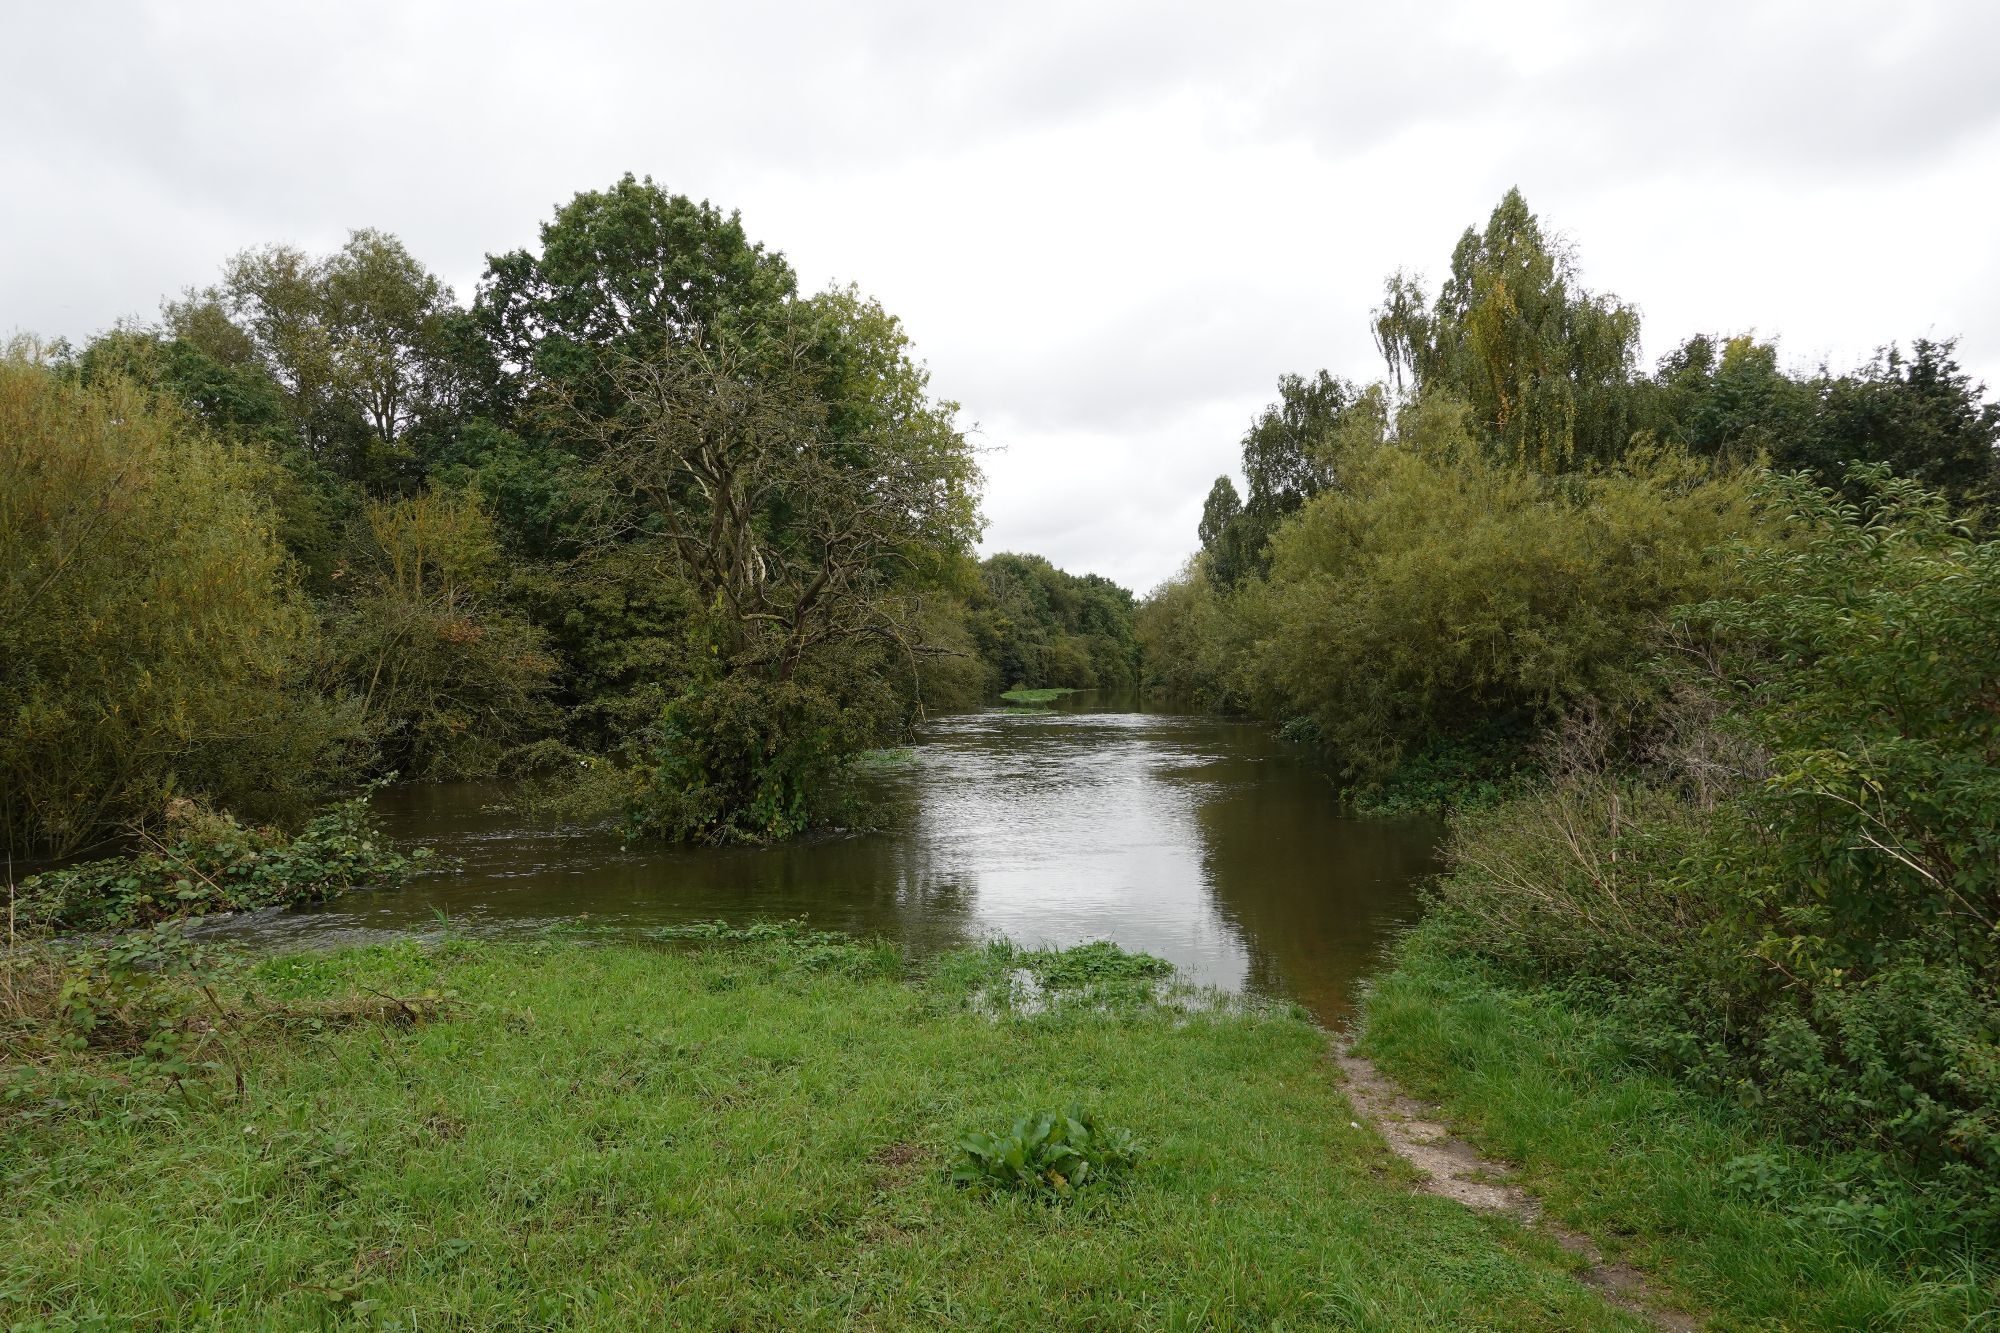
[205,693,1442,1024]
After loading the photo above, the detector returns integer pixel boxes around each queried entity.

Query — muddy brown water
[206,693,1443,1025]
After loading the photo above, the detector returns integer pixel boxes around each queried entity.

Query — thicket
[1149,396,1761,783]
[1426,467,2000,1249]
[964,553,1139,695]
[14,794,431,936]
[0,358,360,857]
[1141,188,1998,803]
[1139,187,2000,1255]
[9,174,1014,859]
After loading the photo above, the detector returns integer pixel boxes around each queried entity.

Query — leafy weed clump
[15,791,433,935]
[952,1104,1140,1200]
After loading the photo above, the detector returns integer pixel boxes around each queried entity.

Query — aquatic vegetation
[999,687,1078,704]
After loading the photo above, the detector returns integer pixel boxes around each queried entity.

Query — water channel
[209,693,1443,1025]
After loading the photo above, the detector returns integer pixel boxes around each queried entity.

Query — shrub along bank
[1356,466,2000,1321]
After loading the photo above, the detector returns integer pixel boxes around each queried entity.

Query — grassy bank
[2,930,1649,1331]
[1358,925,1999,1331]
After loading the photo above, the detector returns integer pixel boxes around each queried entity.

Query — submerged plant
[951,1104,1141,1200]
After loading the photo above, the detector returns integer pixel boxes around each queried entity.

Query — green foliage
[1375,187,1641,469]
[1153,400,1760,781]
[1684,466,2000,980]
[625,670,881,844]
[475,173,798,433]
[1200,371,1358,585]
[13,179,1021,857]
[1644,334,1999,512]
[1421,467,2000,1249]
[951,1105,1141,1200]
[964,553,1138,694]
[168,228,463,488]
[998,687,1076,704]
[1196,475,1254,588]
[15,793,434,935]
[324,487,559,779]
[1339,733,1535,817]
[0,356,362,857]
[1009,939,1174,989]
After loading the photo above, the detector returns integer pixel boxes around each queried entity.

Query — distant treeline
[2,176,1131,858]
[1140,190,2000,1250]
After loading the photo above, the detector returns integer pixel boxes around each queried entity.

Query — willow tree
[0,355,357,856]
[1374,188,1640,470]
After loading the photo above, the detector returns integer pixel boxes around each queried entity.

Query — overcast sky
[6,1,1997,594]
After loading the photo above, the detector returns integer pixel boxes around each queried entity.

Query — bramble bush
[625,671,882,844]
[15,792,434,935]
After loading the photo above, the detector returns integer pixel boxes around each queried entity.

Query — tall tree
[1197,475,1250,588]
[595,324,980,843]
[1374,188,1640,469]
[1808,339,1999,511]
[1642,334,2000,512]
[1242,370,1348,521]
[475,174,797,429]
[167,229,460,486]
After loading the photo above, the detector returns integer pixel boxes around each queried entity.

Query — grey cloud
[4,0,1996,595]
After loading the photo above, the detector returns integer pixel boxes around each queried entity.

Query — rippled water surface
[212,695,1442,1024]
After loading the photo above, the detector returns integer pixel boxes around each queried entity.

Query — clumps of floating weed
[999,688,1079,704]
[852,747,918,768]
[595,919,901,976]
[946,940,1246,1020]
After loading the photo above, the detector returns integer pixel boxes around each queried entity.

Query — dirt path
[1335,1043,1702,1333]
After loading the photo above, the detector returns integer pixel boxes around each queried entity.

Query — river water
[210,694,1442,1025]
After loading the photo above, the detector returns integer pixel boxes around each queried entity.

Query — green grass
[0,932,1647,1331]
[999,687,1078,704]
[1358,925,1999,1331]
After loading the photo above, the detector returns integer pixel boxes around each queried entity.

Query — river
[208,693,1443,1025]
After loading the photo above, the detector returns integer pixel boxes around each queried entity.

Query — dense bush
[625,666,889,844]
[1427,468,2000,1245]
[324,487,558,779]
[1142,397,1761,781]
[0,356,362,858]
[15,794,433,935]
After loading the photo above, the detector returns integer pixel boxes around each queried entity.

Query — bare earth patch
[1335,1043,1702,1333]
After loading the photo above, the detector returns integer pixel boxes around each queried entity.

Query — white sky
[5,0,1997,594]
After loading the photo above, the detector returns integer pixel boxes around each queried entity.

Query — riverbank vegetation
[5,932,1651,1330]
[1140,188,2000,1298]
[4,177,1139,862]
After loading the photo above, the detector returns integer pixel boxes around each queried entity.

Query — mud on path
[1335,1044,1703,1333]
